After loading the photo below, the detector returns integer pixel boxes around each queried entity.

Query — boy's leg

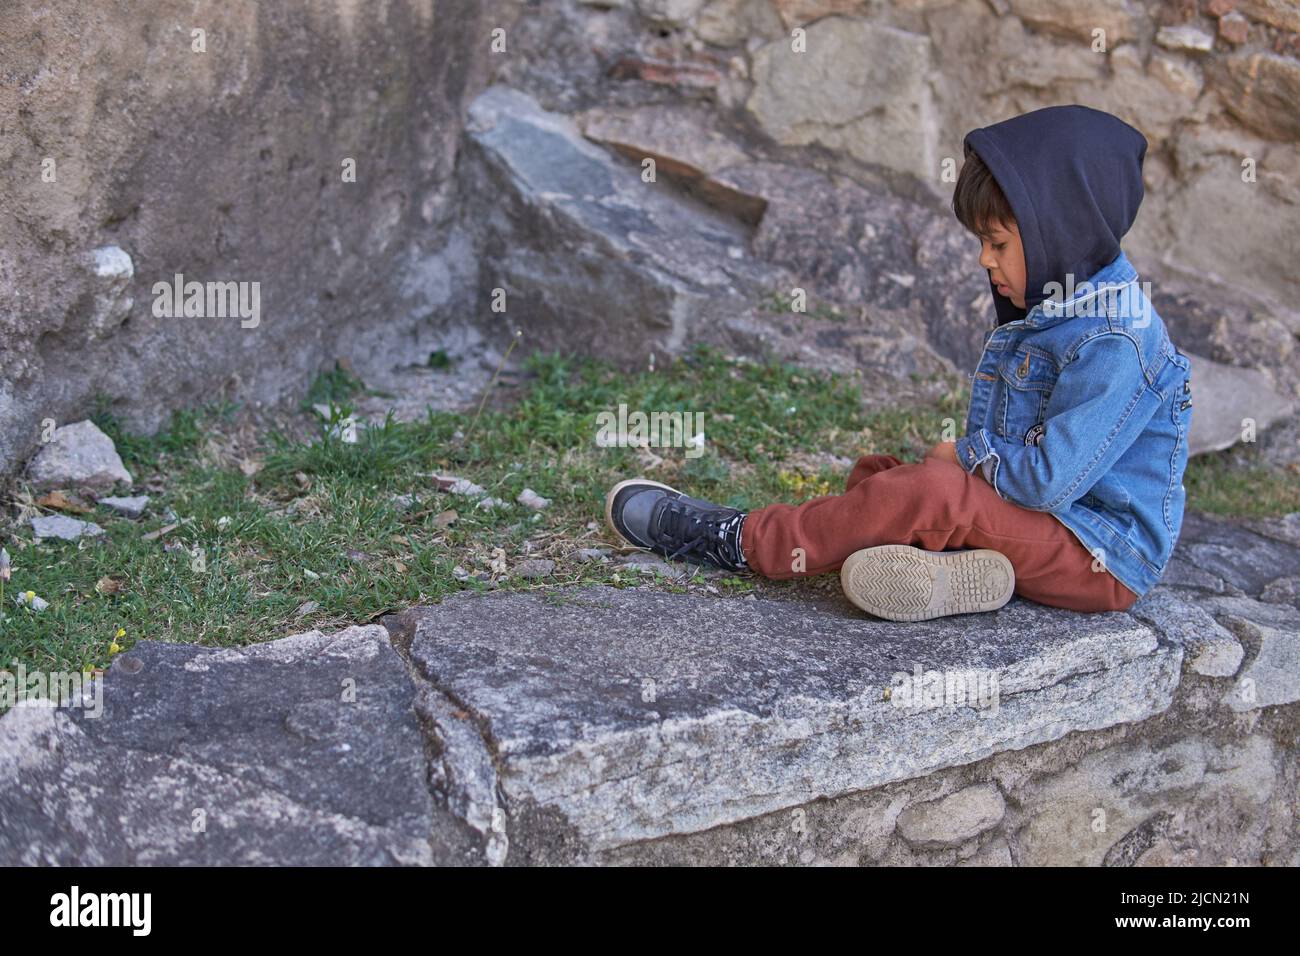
[740,455,1138,613]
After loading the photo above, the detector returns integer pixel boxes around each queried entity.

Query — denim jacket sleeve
[954,332,1152,512]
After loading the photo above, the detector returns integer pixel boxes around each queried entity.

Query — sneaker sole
[604,478,681,549]
[840,545,1015,622]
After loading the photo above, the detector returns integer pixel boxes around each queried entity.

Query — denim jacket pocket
[996,346,1058,443]
[1080,472,1136,537]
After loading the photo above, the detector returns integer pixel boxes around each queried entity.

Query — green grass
[1184,446,1300,517]
[0,345,963,693]
[1,342,1290,705]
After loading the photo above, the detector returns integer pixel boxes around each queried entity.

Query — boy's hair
[952,146,1016,237]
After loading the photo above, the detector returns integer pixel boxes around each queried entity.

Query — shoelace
[654,500,741,567]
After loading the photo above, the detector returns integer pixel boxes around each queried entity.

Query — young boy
[605,105,1194,621]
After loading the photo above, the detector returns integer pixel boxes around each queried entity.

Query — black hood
[963,105,1148,326]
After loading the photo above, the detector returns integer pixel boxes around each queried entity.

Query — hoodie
[963,105,1148,326]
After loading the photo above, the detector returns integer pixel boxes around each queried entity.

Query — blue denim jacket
[953,250,1194,598]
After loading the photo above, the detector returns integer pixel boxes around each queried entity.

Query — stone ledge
[2,520,1295,865]
[387,586,1182,854]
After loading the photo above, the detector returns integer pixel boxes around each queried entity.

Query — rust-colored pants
[739,453,1138,613]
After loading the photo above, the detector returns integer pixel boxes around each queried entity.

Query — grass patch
[1184,446,1300,517]
[1,345,962,692]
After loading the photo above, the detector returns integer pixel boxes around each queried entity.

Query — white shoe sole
[604,478,680,549]
[840,545,1015,621]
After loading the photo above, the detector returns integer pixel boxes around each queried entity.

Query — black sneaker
[605,478,749,572]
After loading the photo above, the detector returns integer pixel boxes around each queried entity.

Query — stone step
[384,586,1181,856]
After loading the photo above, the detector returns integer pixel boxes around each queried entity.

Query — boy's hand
[925,440,960,466]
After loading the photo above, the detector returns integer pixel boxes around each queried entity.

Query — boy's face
[976,219,1027,309]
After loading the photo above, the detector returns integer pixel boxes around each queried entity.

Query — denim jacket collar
[1018,250,1139,331]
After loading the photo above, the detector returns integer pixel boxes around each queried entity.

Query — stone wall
[488,0,1300,386]
[0,0,503,475]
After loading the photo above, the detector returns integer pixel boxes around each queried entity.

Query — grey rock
[517,488,551,511]
[24,420,132,492]
[413,687,508,866]
[31,514,105,541]
[1015,735,1276,865]
[1244,512,1300,550]
[576,547,612,563]
[897,783,1006,848]
[515,558,555,579]
[1007,0,1143,44]
[97,494,150,519]
[461,85,776,366]
[392,585,1179,854]
[0,627,482,865]
[1260,576,1300,609]
[1185,351,1293,456]
[746,19,937,180]
[634,0,706,26]
[1155,25,1214,53]
[85,245,134,340]
[1218,615,1300,713]
[1130,587,1244,677]
[1159,555,1236,594]
[1175,512,1300,596]
[618,552,687,578]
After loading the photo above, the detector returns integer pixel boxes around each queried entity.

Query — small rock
[86,245,134,339]
[32,514,105,541]
[436,475,487,497]
[1155,25,1214,52]
[1218,11,1249,44]
[620,552,673,573]
[452,565,472,582]
[390,494,418,512]
[476,496,508,510]
[25,420,133,492]
[576,547,611,563]
[343,550,370,563]
[515,558,555,579]
[295,601,320,618]
[897,784,1006,848]
[517,488,552,511]
[97,495,150,519]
